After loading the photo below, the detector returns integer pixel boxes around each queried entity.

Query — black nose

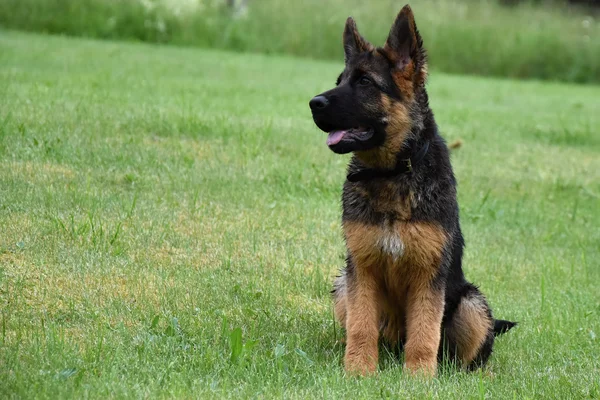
[309,95,329,111]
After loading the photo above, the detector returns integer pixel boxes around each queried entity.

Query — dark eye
[358,76,372,86]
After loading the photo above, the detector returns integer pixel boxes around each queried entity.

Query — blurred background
[1,0,598,83]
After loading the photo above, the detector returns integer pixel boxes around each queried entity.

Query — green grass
[0,0,599,83]
[0,31,599,398]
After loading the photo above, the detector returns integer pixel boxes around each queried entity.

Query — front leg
[344,268,380,376]
[404,282,445,377]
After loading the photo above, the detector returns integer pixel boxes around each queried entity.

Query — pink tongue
[327,130,346,146]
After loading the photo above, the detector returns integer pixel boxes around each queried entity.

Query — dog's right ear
[343,17,373,63]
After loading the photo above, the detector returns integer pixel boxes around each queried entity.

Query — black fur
[494,320,518,336]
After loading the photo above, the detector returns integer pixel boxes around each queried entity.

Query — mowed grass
[0,31,599,398]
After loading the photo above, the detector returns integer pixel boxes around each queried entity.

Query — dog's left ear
[383,5,427,85]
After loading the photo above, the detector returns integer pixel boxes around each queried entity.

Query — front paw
[404,359,437,378]
[344,353,378,376]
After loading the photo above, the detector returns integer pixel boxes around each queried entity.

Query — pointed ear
[383,5,426,78]
[343,17,373,63]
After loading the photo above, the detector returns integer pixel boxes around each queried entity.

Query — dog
[309,4,516,376]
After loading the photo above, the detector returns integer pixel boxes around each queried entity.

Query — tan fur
[344,222,386,266]
[341,220,448,375]
[404,285,444,376]
[390,60,427,95]
[355,94,412,169]
[397,222,447,276]
[381,314,405,347]
[392,66,416,99]
[344,268,380,375]
[383,5,428,93]
[446,296,492,366]
[343,220,446,279]
[334,285,347,330]
[392,222,447,376]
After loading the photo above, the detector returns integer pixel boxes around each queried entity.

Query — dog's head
[309,5,428,167]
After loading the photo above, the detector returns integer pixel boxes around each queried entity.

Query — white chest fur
[377,229,405,259]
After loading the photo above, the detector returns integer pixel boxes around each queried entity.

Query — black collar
[347,140,430,183]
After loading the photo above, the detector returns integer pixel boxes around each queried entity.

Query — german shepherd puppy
[309,5,515,376]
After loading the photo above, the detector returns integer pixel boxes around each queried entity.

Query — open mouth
[326,127,375,147]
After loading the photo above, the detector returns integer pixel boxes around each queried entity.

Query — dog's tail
[493,319,517,336]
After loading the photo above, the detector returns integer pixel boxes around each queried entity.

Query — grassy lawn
[0,31,599,398]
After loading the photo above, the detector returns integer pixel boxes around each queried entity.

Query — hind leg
[444,286,494,369]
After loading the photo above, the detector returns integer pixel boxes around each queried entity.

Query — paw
[404,360,437,378]
[344,355,377,376]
